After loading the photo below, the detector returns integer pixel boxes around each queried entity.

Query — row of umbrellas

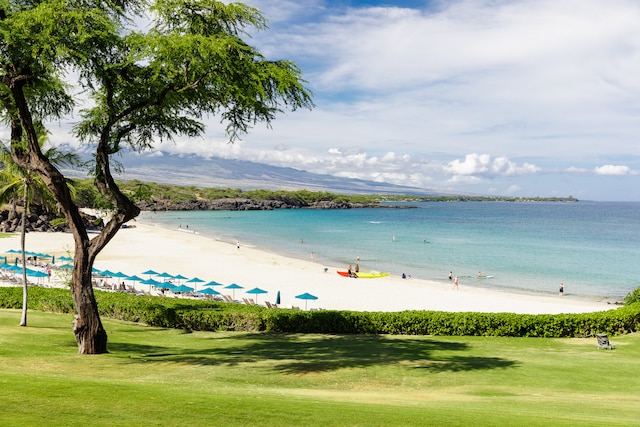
[97,268,319,308]
[4,249,73,265]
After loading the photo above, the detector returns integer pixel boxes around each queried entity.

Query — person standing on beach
[449,271,453,280]
[236,241,240,250]
[559,283,564,296]
[453,276,459,290]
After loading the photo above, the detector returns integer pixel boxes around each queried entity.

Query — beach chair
[596,334,613,350]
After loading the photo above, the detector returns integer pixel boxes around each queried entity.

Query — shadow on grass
[108,332,518,374]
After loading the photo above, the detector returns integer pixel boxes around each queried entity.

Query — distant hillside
[64,152,451,196]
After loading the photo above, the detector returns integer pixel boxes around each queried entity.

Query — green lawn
[1,309,638,426]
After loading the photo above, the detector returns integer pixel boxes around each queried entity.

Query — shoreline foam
[0,222,616,314]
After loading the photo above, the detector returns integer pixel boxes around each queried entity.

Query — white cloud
[594,165,637,176]
[444,154,540,179]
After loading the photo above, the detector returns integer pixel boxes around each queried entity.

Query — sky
[32,1,640,200]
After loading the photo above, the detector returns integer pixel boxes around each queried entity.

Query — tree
[0,126,82,327]
[0,0,313,353]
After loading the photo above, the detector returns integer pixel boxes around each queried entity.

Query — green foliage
[2,287,638,338]
[624,286,640,305]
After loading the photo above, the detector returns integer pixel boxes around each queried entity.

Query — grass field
[1,309,639,426]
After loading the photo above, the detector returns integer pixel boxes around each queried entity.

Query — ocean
[138,201,640,301]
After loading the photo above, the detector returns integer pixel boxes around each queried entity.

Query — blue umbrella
[246,287,268,304]
[295,292,318,310]
[141,269,158,275]
[26,269,48,277]
[157,272,174,280]
[140,278,163,287]
[186,277,205,291]
[172,284,194,293]
[204,280,223,287]
[275,290,281,305]
[197,288,221,296]
[58,264,73,270]
[224,283,244,299]
[58,255,73,261]
[100,269,115,277]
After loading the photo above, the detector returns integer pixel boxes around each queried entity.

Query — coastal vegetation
[1,308,639,426]
[0,287,637,338]
[71,178,578,211]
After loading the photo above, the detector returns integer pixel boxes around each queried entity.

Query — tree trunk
[9,76,136,354]
[19,185,28,327]
[70,247,107,354]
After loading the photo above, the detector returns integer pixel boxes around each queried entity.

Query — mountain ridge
[65,152,452,196]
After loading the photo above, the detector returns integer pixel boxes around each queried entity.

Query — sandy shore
[0,222,616,314]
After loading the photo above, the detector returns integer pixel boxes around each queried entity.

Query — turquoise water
[138,201,640,301]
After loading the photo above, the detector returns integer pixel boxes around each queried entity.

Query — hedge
[1,287,639,338]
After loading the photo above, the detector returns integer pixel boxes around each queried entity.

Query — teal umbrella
[204,280,223,287]
[173,274,188,286]
[140,278,163,288]
[246,287,268,304]
[172,285,194,293]
[186,277,205,291]
[295,292,318,310]
[224,283,243,299]
[197,288,220,296]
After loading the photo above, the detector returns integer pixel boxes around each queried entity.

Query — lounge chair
[596,334,613,350]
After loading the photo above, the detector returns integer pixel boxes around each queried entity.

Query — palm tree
[0,128,82,326]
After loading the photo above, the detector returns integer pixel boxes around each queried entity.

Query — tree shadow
[108,332,518,374]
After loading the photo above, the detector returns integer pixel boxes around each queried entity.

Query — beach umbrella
[173,274,188,284]
[203,280,223,288]
[51,255,55,264]
[246,287,268,304]
[58,264,73,270]
[26,269,48,277]
[275,290,281,305]
[140,278,162,288]
[295,292,318,310]
[112,271,130,279]
[141,269,158,279]
[172,284,194,294]
[186,277,205,291]
[126,275,143,289]
[157,272,174,280]
[225,283,243,299]
[58,255,73,261]
[197,287,220,296]
[100,269,115,277]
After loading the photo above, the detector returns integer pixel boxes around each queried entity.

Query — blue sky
[36,1,640,200]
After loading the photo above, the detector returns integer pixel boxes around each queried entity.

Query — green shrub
[1,287,638,338]
[624,286,640,305]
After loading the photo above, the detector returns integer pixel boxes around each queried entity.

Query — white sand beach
[0,221,616,314]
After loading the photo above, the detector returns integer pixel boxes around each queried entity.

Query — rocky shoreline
[136,198,415,211]
[0,209,103,234]
[0,199,412,233]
